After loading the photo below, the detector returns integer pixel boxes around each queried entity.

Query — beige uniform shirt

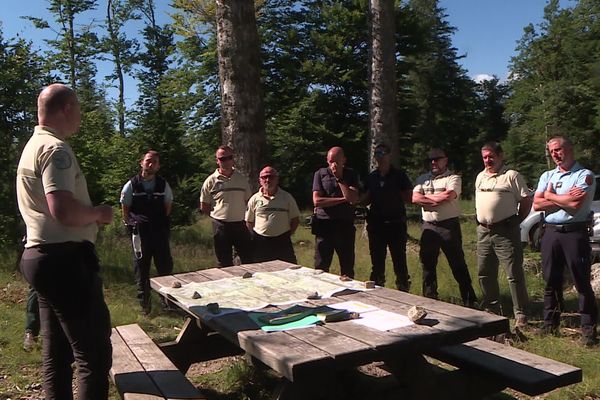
[413,170,462,222]
[16,126,98,247]
[475,165,529,224]
[200,169,251,222]
[246,188,300,237]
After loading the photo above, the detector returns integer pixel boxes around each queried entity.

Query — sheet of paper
[328,300,380,314]
[352,309,414,331]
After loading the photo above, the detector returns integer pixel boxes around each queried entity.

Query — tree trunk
[216,0,266,190]
[368,0,397,170]
[107,0,126,136]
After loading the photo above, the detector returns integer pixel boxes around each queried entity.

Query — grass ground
[0,207,599,399]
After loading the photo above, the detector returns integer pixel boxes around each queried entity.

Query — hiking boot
[539,324,560,336]
[580,325,599,347]
[23,332,37,352]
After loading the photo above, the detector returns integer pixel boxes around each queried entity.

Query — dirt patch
[187,355,242,376]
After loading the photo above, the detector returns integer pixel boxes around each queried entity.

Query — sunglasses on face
[260,175,276,180]
[217,155,234,162]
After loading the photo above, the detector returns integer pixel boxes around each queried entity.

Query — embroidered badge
[52,150,72,169]
[556,182,562,189]
[585,175,593,186]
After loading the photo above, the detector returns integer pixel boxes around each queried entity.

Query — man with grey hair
[533,136,598,346]
[475,141,531,329]
[17,83,113,399]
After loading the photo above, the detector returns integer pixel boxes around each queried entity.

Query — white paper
[352,309,414,331]
[328,300,380,314]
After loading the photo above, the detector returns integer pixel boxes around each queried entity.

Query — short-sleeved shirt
[16,125,98,247]
[413,169,462,222]
[120,178,173,206]
[312,167,359,220]
[475,165,529,224]
[365,166,413,222]
[200,169,251,222]
[246,188,300,237]
[536,163,596,224]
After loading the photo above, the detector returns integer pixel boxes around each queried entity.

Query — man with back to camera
[533,136,598,346]
[475,141,531,329]
[200,145,253,267]
[362,143,413,291]
[312,146,359,278]
[17,83,113,399]
[120,150,173,315]
[413,148,478,305]
[246,166,300,263]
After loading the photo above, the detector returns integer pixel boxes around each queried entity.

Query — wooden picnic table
[149,260,512,399]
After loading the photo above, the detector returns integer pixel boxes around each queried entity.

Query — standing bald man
[312,147,359,278]
[17,84,113,399]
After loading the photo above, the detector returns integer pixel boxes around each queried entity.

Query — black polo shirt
[366,166,412,222]
[312,167,358,220]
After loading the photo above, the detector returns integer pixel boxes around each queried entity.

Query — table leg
[159,317,244,373]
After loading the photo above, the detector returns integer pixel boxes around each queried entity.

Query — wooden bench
[110,324,206,400]
[426,338,582,398]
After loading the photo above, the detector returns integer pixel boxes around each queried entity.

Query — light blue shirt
[120,178,173,207]
[536,162,595,224]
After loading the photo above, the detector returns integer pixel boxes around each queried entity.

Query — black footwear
[580,325,599,347]
[141,302,151,316]
[539,324,560,336]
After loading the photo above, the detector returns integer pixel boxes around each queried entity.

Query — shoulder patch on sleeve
[585,174,593,186]
[52,150,72,170]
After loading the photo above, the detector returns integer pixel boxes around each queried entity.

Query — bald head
[37,84,81,138]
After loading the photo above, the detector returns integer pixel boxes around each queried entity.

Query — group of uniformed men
[15,84,599,400]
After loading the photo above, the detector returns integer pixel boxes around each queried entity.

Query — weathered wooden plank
[110,328,164,400]
[427,338,582,395]
[115,324,205,400]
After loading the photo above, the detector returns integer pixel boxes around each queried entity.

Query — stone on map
[242,272,253,279]
[365,281,375,289]
[307,292,321,300]
[339,275,352,282]
[171,281,182,288]
[407,306,427,322]
[314,269,324,274]
[192,291,202,299]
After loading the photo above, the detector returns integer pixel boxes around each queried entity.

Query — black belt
[544,222,589,233]
[478,215,518,229]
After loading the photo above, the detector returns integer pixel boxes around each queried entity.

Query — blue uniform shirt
[536,162,595,224]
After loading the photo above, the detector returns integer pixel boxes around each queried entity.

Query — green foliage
[506,0,600,184]
[0,31,48,245]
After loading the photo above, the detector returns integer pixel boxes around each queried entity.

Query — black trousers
[541,228,598,328]
[133,229,173,307]
[367,219,409,289]
[314,219,355,278]
[419,218,477,305]
[212,219,253,267]
[25,286,40,335]
[20,242,112,400]
[252,231,297,264]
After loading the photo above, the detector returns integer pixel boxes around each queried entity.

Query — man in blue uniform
[533,136,598,346]
[121,150,173,315]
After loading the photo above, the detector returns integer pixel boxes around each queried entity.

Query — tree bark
[216,0,266,189]
[368,0,397,170]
